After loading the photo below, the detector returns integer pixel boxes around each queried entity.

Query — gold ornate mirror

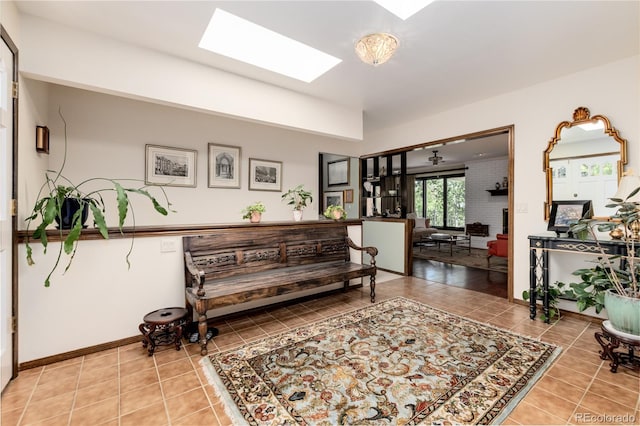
[544,107,627,220]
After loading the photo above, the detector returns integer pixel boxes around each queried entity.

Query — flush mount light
[354,33,399,66]
[373,0,436,20]
[199,9,341,83]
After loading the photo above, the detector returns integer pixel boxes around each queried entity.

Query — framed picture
[208,143,241,188]
[248,158,282,191]
[324,191,344,210]
[145,144,197,187]
[344,189,354,204]
[327,158,349,186]
[548,200,593,234]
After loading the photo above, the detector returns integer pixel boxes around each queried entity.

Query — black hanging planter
[54,198,89,229]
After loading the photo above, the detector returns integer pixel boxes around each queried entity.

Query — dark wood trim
[19,335,141,371]
[17,219,365,244]
[360,125,512,159]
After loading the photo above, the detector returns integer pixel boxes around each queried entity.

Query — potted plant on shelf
[567,176,640,335]
[25,109,174,287]
[324,205,346,220]
[281,184,313,221]
[242,201,266,223]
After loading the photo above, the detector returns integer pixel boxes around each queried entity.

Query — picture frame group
[146,144,285,192]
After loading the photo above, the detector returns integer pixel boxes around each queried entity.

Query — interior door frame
[1,25,19,381]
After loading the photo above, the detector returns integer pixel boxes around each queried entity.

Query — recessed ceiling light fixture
[199,9,341,83]
[373,0,436,20]
[355,33,399,66]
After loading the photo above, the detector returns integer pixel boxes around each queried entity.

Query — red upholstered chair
[487,234,508,267]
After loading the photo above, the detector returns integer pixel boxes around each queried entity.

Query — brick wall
[465,157,509,248]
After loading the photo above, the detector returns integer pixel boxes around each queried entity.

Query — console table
[528,234,632,323]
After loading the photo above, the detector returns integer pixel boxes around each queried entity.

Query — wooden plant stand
[594,320,640,373]
[139,307,189,356]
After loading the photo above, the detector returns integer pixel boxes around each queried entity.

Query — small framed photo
[208,143,241,188]
[344,189,354,204]
[324,191,344,210]
[145,145,197,187]
[248,158,282,191]
[548,200,593,234]
[327,158,349,186]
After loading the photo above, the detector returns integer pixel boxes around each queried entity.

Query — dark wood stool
[594,320,640,373]
[139,307,189,356]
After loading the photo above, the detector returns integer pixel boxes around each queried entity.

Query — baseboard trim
[19,335,141,371]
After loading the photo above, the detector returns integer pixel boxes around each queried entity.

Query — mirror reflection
[544,107,627,219]
[319,153,359,219]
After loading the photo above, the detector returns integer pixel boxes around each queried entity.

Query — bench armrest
[184,251,206,297]
[346,237,378,265]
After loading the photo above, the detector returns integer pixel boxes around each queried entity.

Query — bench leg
[343,280,349,292]
[370,274,376,303]
[197,311,209,356]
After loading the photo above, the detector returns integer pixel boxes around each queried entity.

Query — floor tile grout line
[66,355,84,426]
[15,366,44,426]
[153,350,172,425]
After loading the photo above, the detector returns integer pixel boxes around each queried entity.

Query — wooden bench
[183,222,378,355]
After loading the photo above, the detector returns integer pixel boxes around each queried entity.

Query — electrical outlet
[160,239,177,253]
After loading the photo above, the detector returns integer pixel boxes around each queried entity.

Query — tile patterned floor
[1,274,639,425]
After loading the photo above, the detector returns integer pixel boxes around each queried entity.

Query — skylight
[373,0,436,20]
[199,9,342,83]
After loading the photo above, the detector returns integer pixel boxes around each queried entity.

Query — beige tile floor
[1,276,639,425]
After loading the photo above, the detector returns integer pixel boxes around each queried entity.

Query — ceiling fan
[428,150,444,165]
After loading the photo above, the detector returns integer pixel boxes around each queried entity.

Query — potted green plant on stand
[281,184,313,221]
[242,201,266,223]
[568,174,640,336]
[25,109,174,287]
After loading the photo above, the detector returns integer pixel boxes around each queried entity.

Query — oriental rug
[201,297,560,425]
[413,247,508,273]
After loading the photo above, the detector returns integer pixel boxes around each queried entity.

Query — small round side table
[594,320,640,373]
[139,307,189,356]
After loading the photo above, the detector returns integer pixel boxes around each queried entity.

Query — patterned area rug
[413,246,508,273]
[201,297,560,425]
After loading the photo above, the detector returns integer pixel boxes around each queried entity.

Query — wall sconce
[36,125,49,154]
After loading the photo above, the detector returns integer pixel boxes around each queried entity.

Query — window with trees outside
[414,174,465,230]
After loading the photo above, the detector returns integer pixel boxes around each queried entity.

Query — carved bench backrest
[183,225,351,282]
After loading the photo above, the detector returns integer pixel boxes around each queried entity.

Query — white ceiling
[14,0,639,166]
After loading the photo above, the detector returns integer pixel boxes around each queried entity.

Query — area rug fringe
[201,296,561,425]
[200,357,247,426]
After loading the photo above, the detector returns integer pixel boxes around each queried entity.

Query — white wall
[19,14,363,141]
[365,55,640,308]
[17,83,366,363]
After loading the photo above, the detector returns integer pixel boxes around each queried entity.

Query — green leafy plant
[281,184,312,211]
[25,108,174,287]
[569,185,640,303]
[522,281,572,322]
[324,205,346,220]
[241,201,266,219]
